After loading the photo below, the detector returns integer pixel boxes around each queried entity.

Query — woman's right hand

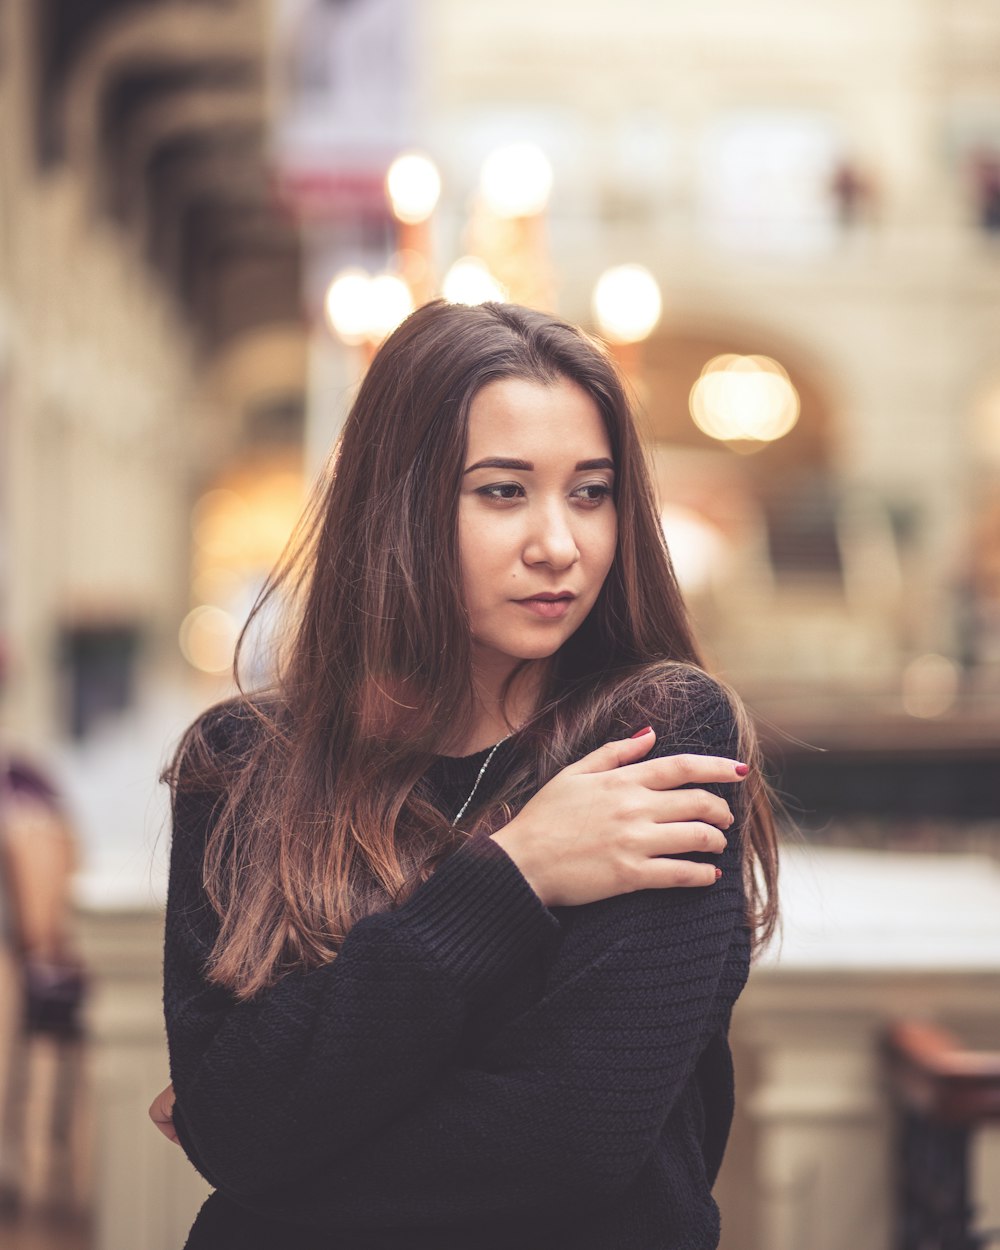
[490,727,745,908]
[148,1082,179,1144]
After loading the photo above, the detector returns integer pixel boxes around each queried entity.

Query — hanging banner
[269,0,418,219]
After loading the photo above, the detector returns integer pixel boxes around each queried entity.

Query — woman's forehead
[465,376,611,461]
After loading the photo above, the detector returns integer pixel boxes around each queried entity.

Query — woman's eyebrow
[463,457,615,474]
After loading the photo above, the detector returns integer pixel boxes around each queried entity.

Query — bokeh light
[442,257,507,305]
[191,474,302,570]
[901,653,960,718]
[367,273,415,342]
[479,143,554,218]
[591,264,662,344]
[191,489,253,559]
[386,152,442,224]
[660,504,731,595]
[179,605,240,675]
[324,269,414,345]
[689,354,800,444]
[324,268,373,346]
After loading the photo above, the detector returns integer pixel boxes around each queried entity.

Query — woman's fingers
[148,1083,180,1145]
[639,857,722,890]
[564,727,658,774]
[564,735,747,803]
[630,752,748,791]
[648,786,734,831]
[648,821,728,856]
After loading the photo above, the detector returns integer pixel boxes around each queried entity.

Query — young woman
[153,300,778,1250]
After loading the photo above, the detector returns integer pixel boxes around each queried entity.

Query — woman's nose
[523,504,580,569]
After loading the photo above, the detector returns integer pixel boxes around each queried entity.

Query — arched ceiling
[113,84,265,219]
[35,0,302,347]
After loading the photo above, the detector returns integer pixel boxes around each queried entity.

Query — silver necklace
[451,734,512,826]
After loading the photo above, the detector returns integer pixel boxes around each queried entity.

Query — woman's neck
[445,662,546,756]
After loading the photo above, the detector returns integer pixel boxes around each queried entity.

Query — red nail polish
[630,726,653,739]
[714,868,723,880]
[734,763,749,777]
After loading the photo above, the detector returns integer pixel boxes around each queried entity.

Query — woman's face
[458,375,617,690]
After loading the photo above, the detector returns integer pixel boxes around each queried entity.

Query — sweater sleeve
[226,677,751,1229]
[163,715,560,1200]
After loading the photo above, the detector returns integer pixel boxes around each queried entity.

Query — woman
[153,300,778,1249]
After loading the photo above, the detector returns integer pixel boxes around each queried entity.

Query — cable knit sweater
[163,673,750,1250]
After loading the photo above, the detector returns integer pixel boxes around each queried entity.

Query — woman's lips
[515,595,575,619]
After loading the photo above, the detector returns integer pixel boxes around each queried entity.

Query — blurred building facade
[2,0,1000,750]
[0,0,307,753]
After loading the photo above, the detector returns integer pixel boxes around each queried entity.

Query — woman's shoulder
[192,695,268,752]
[604,661,741,753]
[166,698,279,871]
[169,694,277,793]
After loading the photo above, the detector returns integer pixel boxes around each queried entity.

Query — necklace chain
[451,734,512,826]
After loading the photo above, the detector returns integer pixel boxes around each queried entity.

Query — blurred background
[0,1,999,1248]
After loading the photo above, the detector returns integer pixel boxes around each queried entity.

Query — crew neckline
[435,741,506,763]
[434,724,528,763]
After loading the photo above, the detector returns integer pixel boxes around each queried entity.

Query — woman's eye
[478,483,525,502]
[573,483,613,505]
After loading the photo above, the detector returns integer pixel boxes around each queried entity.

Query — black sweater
[163,674,750,1250]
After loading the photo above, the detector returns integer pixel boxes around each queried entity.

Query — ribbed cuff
[397,835,560,996]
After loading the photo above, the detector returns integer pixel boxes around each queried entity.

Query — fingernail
[734,763,749,777]
[630,726,654,739]
[714,868,723,880]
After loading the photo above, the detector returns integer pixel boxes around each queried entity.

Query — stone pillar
[76,901,208,1250]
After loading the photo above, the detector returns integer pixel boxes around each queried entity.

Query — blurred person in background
[0,755,84,1022]
[0,644,87,1211]
[0,644,86,1033]
[149,301,778,1250]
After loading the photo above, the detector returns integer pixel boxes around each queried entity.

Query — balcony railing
[884,1020,1000,1250]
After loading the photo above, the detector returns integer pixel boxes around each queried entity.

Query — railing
[884,1021,1000,1250]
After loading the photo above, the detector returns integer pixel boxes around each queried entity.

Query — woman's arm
[165,682,740,1204]
[201,680,749,1228]
[165,773,559,1198]
[283,867,744,1230]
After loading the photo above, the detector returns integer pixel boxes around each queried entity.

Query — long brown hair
[167,301,779,999]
